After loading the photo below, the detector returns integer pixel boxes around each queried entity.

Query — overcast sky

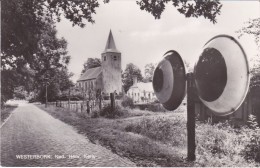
[55,0,260,82]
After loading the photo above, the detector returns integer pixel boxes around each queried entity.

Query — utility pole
[187,73,196,161]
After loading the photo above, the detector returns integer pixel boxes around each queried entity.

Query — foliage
[90,109,100,118]
[125,116,186,146]
[1,0,81,105]
[81,58,101,74]
[145,103,167,112]
[1,70,20,104]
[2,0,82,70]
[237,18,260,50]
[243,115,260,162]
[121,96,134,109]
[2,19,73,105]
[237,18,260,89]
[136,0,222,23]
[58,86,84,101]
[100,104,128,118]
[13,86,28,99]
[1,104,18,124]
[143,63,155,82]
[196,121,260,166]
[122,63,143,92]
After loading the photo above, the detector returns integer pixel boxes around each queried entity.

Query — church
[76,30,122,98]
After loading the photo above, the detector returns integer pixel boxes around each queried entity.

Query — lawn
[36,103,260,167]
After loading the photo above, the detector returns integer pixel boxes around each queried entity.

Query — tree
[237,17,260,88]
[136,0,222,24]
[143,63,156,82]
[122,63,143,92]
[1,0,74,104]
[81,58,101,74]
[237,17,260,124]
[1,19,73,104]
[31,23,73,103]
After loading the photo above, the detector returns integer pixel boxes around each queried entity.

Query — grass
[36,103,260,167]
[36,104,192,166]
[1,104,18,125]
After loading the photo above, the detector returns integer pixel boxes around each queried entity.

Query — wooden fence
[47,94,122,114]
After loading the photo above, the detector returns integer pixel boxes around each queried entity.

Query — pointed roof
[103,30,120,53]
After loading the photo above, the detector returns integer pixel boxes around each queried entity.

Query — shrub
[242,115,260,162]
[196,120,260,166]
[100,104,128,118]
[125,116,186,146]
[146,103,167,112]
[91,109,99,118]
[121,96,134,109]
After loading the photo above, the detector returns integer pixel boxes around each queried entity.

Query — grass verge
[1,104,18,125]
[36,104,193,166]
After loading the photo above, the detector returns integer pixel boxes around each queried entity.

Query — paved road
[1,101,135,167]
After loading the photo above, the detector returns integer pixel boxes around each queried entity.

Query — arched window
[113,55,117,61]
[104,56,106,61]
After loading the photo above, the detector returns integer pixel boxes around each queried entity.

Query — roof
[77,66,101,82]
[129,82,154,92]
[103,30,120,53]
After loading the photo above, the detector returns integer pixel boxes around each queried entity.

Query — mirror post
[187,72,196,161]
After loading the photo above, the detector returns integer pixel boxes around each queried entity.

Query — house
[127,76,156,104]
[77,30,122,99]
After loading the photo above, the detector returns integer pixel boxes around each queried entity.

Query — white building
[127,76,156,104]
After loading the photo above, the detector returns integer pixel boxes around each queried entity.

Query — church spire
[103,30,120,53]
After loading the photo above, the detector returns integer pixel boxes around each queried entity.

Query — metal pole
[45,83,48,108]
[187,73,196,161]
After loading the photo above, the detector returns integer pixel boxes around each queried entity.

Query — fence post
[81,103,83,113]
[87,101,90,114]
[110,93,115,111]
[187,72,196,161]
[99,97,102,110]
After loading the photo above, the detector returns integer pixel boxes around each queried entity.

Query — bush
[146,103,167,112]
[242,115,260,162]
[100,104,128,118]
[90,109,99,118]
[196,120,260,167]
[121,96,134,109]
[125,116,186,146]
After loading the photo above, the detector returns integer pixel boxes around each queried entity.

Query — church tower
[101,30,122,95]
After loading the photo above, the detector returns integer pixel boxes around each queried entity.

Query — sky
[55,0,260,82]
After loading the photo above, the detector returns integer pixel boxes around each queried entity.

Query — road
[1,101,135,167]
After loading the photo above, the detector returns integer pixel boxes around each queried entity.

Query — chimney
[133,75,138,87]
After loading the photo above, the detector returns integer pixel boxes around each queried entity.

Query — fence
[47,93,122,114]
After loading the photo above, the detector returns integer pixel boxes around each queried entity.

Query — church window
[113,55,117,61]
[104,56,106,61]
